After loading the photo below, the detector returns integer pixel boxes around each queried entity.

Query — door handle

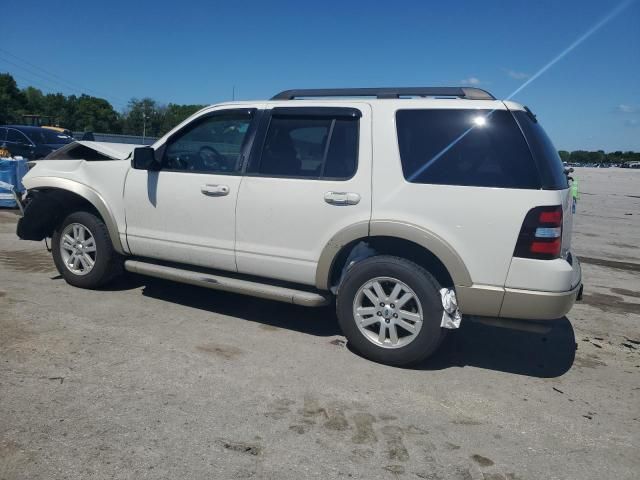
[324,191,360,206]
[201,184,230,196]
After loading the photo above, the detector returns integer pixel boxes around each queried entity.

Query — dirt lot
[1,167,638,480]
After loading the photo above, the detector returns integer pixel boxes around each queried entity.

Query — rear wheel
[52,211,123,289]
[336,256,446,366]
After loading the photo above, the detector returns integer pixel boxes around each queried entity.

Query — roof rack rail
[271,87,495,101]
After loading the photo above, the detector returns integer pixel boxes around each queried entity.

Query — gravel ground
[1,167,638,480]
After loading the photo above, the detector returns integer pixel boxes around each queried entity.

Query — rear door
[235,105,372,286]
[6,129,33,158]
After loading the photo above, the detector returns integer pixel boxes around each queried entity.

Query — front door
[124,108,257,271]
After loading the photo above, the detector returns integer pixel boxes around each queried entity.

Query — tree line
[2,72,639,161]
[0,73,204,137]
[559,150,640,165]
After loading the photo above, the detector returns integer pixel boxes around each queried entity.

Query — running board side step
[124,260,331,307]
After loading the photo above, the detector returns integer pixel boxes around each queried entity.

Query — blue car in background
[0,125,73,159]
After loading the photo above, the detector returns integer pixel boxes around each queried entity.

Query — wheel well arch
[326,236,456,293]
[17,186,124,253]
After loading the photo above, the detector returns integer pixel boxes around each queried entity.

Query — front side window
[396,109,541,189]
[163,111,253,173]
[256,114,358,179]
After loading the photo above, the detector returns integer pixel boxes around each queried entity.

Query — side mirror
[132,147,160,170]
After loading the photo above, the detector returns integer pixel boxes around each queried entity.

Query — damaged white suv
[16,87,582,366]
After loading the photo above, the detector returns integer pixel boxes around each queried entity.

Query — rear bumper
[457,254,582,321]
[499,281,582,320]
[500,254,582,320]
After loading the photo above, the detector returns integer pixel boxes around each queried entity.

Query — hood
[44,141,142,161]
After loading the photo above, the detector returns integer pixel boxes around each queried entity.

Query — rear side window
[396,109,541,189]
[512,110,568,190]
[33,129,72,145]
[7,129,30,144]
[256,113,358,179]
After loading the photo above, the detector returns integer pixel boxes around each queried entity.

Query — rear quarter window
[396,109,541,189]
[512,110,568,190]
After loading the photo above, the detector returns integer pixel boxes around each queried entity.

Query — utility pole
[142,105,153,144]
[142,112,147,144]
[232,85,235,101]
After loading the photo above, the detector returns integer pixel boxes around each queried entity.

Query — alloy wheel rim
[352,276,424,349]
[60,223,97,276]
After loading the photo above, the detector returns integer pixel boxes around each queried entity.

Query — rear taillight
[514,206,563,260]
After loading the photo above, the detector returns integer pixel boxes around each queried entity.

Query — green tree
[63,94,79,130]
[23,86,46,115]
[558,150,570,162]
[73,94,121,133]
[569,150,589,163]
[0,73,27,124]
[42,93,70,127]
[121,98,165,137]
[160,103,205,134]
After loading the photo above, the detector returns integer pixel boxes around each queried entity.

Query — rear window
[396,109,541,189]
[512,110,568,190]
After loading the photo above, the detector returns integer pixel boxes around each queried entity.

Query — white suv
[16,87,582,366]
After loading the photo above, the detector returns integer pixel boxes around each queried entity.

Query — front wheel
[52,211,123,289]
[336,256,446,366]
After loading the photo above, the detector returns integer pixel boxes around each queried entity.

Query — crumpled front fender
[16,178,125,254]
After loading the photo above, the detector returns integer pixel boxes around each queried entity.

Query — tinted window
[324,119,358,178]
[257,115,358,179]
[513,110,568,190]
[7,129,30,144]
[163,112,253,173]
[396,109,541,189]
[34,129,72,145]
[0,128,6,142]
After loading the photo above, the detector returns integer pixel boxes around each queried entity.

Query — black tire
[52,211,123,289]
[336,255,446,367]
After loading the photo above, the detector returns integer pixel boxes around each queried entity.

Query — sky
[2,0,639,151]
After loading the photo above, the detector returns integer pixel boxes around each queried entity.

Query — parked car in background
[0,125,73,159]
